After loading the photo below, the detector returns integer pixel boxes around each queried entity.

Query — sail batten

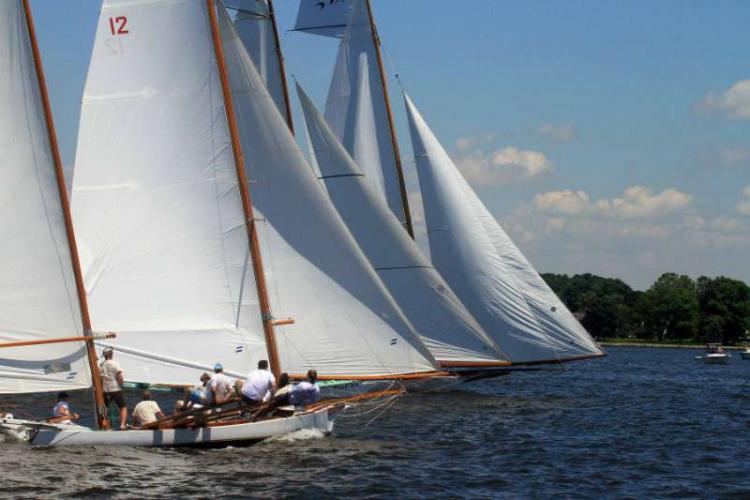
[0,0,92,394]
[404,94,604,365]
[298,83,507,366]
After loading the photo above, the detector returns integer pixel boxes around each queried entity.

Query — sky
[31,0,750,290]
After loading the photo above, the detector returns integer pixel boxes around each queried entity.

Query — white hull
[740,351,750,360]
[695,353,731,365]
[2,408,334,448]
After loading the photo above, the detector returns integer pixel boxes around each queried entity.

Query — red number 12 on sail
[109,16,129,35]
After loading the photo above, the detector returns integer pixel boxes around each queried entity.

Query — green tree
[640,273,699,341]
[696,276,750,344]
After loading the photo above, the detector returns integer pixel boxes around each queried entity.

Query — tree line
[541,273,750,344]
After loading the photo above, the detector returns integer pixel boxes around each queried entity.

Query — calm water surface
[2,346,750,498]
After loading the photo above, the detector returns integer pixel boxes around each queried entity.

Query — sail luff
[266,0,294,133]
[207,0,280,378]
[20,0,108,425]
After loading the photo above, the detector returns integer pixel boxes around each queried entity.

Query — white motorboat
[695,344,731,364]
[740,349,750,360]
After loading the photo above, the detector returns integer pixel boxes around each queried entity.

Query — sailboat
[297,83,509,371]
[293,0,604,366]
[1,0,436,447]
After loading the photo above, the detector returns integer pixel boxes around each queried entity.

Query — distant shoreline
[600,341,746,350]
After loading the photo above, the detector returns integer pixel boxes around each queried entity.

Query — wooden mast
[364,0,414,239]
[267,0,295,134]
[207,0,282,379]
[21,0,109,429]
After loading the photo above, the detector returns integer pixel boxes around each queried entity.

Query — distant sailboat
[404,96,604,365]
[294,0,604,366]
[227,0,294,131]
[298,83,508,370]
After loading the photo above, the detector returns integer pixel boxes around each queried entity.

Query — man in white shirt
[206,363,234,407]
[132,390,165,428]
[289,369,321,407]
[241,360,276,406]
[100,347,127,429]
[51,392,79,424]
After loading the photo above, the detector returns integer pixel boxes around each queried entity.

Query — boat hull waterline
[1,407,334,448]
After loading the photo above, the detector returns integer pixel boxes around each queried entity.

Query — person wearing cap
[205,363,234,407]
[51,392,79,424]
[241,360,276,407]
[132,390,165,428]
[100,347,127,429]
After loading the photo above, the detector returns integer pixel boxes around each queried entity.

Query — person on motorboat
[240,360,276,407]
[289,369,321,407]
[132,390,165,428]
[50,392,79,424]
[100,347,128,429]
[206,363,234,407]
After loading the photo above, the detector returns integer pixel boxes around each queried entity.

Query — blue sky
[32,0,750,289]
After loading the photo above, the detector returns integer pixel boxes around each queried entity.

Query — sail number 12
[109,16,129,36]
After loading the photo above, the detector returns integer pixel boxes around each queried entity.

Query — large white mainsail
[404,95,604,365]
[297,83,508,367]
[294,0,352,38]
[0,1,91,393]
[323,0,410,232]
[228,0,292,130]
[72,0,268,385]
[218,8,438,378]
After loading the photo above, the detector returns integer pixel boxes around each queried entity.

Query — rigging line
[364,392,402,428]
[317,173,366,180]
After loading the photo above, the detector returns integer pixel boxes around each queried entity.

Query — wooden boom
[0,333,116,349]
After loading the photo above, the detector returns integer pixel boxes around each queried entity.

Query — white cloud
[533,186,692,220]
[739,186,750,215]
[533,190,589,215]
[455,133,495,151]
[455,145,553,186]
[699,79,750,119]
[695,145,750,170]
[537,123,575,142]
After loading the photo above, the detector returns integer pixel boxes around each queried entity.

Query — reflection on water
[3,347,750,498]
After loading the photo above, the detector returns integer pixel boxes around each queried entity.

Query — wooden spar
[509,351,607,367]
[207,0,282,379]
[271,318,295,327]
[437,360,512,368]
[0,333,116,350]
[21,0,109,430]
[364,0,414,239]
[267,0,295,134]
[289,370,450,381]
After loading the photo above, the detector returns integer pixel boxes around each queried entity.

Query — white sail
[0,1,91,393]
[324,0,407,228]
[72,0,267,385]
[404,95,604,365]
[229,0,290,128]
[218,8,438,378]
[298,83,507,367]
[294,0,352,38]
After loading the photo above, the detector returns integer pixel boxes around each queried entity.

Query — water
[2,346,750,498]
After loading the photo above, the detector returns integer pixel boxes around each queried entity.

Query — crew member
[206,363,234,407]
[132,390,165,428]
[51,391,79,423]
[241,360,276,406]
[100,347,127,429]
[289,369,321,407]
